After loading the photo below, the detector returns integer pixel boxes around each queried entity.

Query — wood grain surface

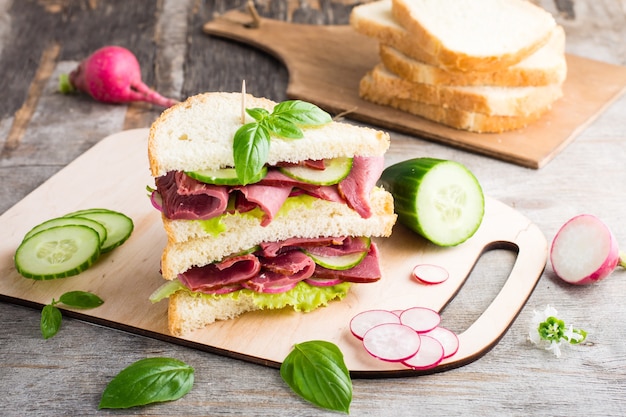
[1,1,626,416]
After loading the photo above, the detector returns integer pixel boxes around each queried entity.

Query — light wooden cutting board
[203,10,626,169]
[0,129,547,377]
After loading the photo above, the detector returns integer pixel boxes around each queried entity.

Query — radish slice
[401,335,444,370]
[400,307,441,333]
[349,309,400,340]
[362,323,421,362]
[425,326,459,359]
[550,214,622,285]
[412,264,449,284]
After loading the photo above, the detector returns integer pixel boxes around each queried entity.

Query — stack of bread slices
[350,0,567,133]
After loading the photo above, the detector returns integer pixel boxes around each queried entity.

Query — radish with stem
[59,46,178,108]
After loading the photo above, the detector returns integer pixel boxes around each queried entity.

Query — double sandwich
[148,92,397,336]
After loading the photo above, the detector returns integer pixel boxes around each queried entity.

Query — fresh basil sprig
[99,357,194,409]
[280,340,352,414]
[40,290,104,339]
[233,100,332,185]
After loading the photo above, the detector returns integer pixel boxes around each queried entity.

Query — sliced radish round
[412,264,449,284]
[400,306,441,333]
[550,214,621,285]
[425,326,459,359]
[349,309,400,340]
[362,323,421,362]
[401,335,444,370]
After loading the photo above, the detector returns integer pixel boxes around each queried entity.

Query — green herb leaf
[41,304,62,339]
[266,115,304,139]
[280,340,352,414]
[272,100,332,126]
[233,100,331,183]
[233,122,271,185]
[246,107,270,122]
[59,290,104,309]
[99,357,194,409]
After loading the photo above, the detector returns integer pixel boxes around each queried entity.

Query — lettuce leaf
[149,280,351,312]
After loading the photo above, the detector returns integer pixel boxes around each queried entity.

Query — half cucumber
[279,157,353,185]
[14,225,101,280]
[379,158,484,246]
[186,166,268,185]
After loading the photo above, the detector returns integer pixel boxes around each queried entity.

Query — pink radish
[350,309,400,340]
[362,323,421,362]
[412,264,449,284]
[424,326,459,359]
[60,46,178,108]
[550,214,626,285]
[399,306,441,333]
[401,335,444,370]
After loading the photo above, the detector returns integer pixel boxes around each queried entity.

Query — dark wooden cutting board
[203,10,626,169]
[0,129,547,377]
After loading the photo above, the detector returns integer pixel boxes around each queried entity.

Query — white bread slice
[390,0,557,72]
[360,72,552,133]
[379,26,567,87]
[149,92,390,177]
[160,187,396,279]
[367,64,563,117]
[168,290,259,336]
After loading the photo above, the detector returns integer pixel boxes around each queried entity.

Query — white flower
[527,305,586,358]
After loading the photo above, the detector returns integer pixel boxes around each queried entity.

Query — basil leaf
[99,357,194,409]
[266,115,304,139]
[280,340,352,414]
[59,291,104,309]
[246,107,270,122]
[233,122,270,185]
[272,100,332,126]
[41,304,62,339]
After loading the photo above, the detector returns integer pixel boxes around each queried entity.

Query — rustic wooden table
[1,1,625,416]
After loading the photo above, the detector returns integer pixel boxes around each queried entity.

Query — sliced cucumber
[65,209,134,253]
[379,158,484,246]
[279,157,353,185]
[186,166,268,185]
[14,225,101,280]
[303,237,371,270]
[23,216,108,247]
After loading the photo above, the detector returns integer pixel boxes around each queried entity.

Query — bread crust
[359,72,552,133]
[367,64,563,117]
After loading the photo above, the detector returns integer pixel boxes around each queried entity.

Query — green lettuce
[149,280,351,312]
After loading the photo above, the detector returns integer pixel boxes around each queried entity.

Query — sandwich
[147,92,397,336]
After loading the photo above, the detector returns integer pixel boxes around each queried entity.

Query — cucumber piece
[186,166,268,185]
[14,225,101,280]
[279,157,353,185]
[66,210,133,252]
[379,158,484,246]
[303,237,371,270]
[23,216,108,247]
